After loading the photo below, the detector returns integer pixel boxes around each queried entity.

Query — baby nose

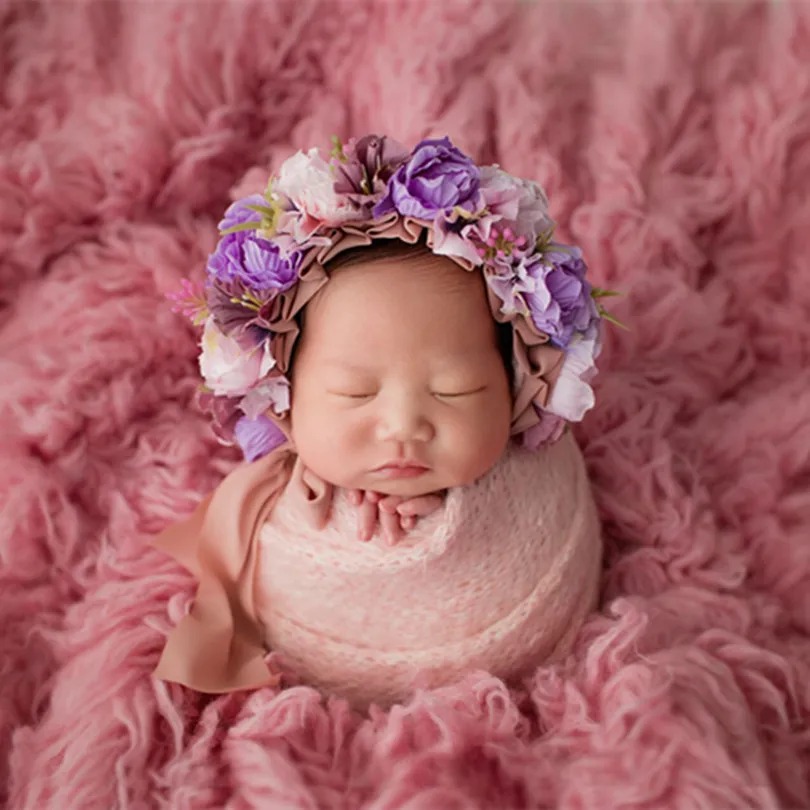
[376,398,434,444]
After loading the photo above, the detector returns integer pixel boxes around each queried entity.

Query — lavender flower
[374,137,481,220]
[206,231,300,293]
[486,244,598,348]
[522,246,599,348]
[218,194,267,231]
[234,414,287,461]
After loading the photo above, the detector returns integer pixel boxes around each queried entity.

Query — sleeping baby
[155,134,610,709]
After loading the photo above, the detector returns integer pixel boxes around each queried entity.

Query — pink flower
[165,278,209,325]
[239,376,291,419]
[432,166,554,267]
[199,317,275,397]
[274,148,364,241]
[521,408,567,450]
[479,167,554,247]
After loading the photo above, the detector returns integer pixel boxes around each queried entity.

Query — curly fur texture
[2,1,810,808]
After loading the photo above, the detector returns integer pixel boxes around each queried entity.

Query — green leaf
[535,224,558,250]
[243,204,276,216]
[591,287,623,299]
[599,309,629,330]
[219,222,262,236]
[330,134,347,162]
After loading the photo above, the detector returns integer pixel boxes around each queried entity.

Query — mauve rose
[332,134,409,211]
[374,137,481,220]
[520,407,566,450]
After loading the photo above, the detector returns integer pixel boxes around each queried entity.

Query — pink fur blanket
[2,2,809,808]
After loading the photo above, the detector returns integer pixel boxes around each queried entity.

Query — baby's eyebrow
[321,359,375,373]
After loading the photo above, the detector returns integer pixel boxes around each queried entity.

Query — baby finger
[357,497,378,542]
[380,508,403,546]
[378,495,404,514]
[397,493,445,518]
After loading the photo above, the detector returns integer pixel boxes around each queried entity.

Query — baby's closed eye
[330,390,377,400]
[432,384,488,400]
[325,377,379,400]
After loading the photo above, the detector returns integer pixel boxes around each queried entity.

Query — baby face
[289,250,513,497]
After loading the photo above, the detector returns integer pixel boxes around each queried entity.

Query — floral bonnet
[169,135,618,461]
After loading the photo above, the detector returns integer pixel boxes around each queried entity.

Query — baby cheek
[467,400,510,464]
[319,406,375,456]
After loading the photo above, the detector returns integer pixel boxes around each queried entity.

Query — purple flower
[218,194,267,231]
[234,414,287,461]
[332,134,409,213]
[374,137,481,220]
[206,231,300,293]
[522,246,599,348]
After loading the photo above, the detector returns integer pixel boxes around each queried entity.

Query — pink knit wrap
[153,432,602,707]
[255,432,602,707]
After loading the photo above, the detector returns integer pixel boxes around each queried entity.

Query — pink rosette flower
[199,317,276,397]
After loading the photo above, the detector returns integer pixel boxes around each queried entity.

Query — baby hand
[347,489,446,545]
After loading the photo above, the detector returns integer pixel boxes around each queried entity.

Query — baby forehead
[311,252,491,316]
[297,249,502,358]
[309,279,496,345]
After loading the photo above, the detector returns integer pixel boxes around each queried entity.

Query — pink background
[2,1,809,807]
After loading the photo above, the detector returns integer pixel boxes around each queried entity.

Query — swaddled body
[257,433,601,708]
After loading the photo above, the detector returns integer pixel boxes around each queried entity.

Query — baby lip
[374,460,429,472]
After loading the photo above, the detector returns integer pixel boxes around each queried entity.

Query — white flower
[239,377,291,419]
[275,148,361,234]
[546,330,600,421]
[199,317,275,397]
